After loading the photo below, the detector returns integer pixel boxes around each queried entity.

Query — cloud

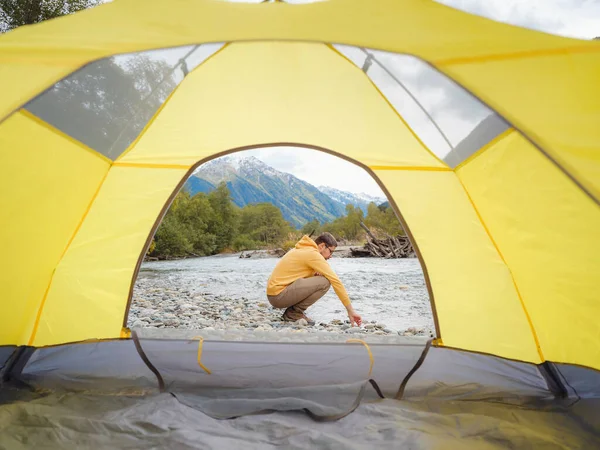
[342,47,490,158]
[120,0,598,195]
[436,0,600,39]
[336,0,600,158]
[233,147,387,198]
[330,0,600,160]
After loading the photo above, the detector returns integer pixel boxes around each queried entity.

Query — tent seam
[325,44,449,170]
[419,58,599,207]
[27,166,112,346]
[369,166,451,171]
[19,109,113,165]
[435,44,600,66]
[455,176,545,363]
[454,128,514,171]
[115,42,232,163]
[114,80,185,163]
[113,162,191,169]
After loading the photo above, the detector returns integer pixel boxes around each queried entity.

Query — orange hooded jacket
[266,235,351,307]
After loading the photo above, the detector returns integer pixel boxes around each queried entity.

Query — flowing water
[136,254,434,332]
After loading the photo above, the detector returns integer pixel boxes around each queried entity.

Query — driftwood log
[350,222,415,258]
[239,248,286,259]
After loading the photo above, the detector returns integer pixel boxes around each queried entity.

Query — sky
[115,0,599,197]
[222,0,599,196]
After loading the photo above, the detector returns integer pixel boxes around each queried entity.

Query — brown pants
[268,276,331,319]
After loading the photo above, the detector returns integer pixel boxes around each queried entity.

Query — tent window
[332,45,508,168]
[443,113,511,167]
[24,43,225,161]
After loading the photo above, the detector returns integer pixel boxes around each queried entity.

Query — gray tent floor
[1,392,598,450]
[1,339,599,448]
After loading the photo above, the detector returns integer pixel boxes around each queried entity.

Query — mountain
[184,156,348,227]
[185,177,214,195]
[317,186,385,215]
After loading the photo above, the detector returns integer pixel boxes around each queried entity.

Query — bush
[147,239,156,255]
[152,215,193,258]
[238,203,293,245]
[232,234,258,252]
[281,240,297,252]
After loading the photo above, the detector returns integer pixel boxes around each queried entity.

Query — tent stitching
[455,176,545,362]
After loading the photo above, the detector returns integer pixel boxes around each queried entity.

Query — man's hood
[295,235,319,250]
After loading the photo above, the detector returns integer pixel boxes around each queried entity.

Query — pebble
[346,328,362,334]
[127,276,434,339]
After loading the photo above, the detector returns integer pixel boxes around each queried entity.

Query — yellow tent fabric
[457,131,600,368]
[0,0,598,198]
[0,0,598,372]
[0,110,110,344]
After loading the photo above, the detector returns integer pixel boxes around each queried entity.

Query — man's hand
[347,307,362,327]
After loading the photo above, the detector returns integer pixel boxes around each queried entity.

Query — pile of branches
[350,222,415,258]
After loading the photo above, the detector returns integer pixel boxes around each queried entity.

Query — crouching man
[266,232,362,326]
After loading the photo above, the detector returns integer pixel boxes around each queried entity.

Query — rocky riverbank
[128,276,434,340]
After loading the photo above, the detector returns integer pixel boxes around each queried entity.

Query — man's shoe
[283,307,315,325]
[282,308,296,322]
[301,314,316,326]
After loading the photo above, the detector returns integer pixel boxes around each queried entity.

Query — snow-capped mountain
[187,156,346,227]
[185,156,388,227]
[318,186,386,214]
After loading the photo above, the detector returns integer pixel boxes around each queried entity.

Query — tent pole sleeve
[395,339,433,400]
[131,330,166,392]
[0,346,35,387]
[538,362,568,399]
[369,379,386,399]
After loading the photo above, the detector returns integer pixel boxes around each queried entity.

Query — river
[133,253,434,333]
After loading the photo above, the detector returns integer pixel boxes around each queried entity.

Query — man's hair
[314,232,337,248]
